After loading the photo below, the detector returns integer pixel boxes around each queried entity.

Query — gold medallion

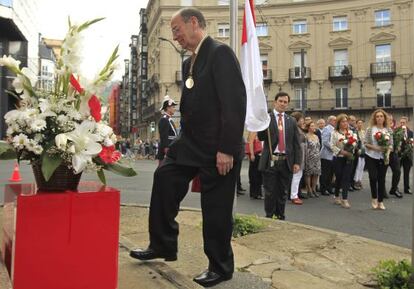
[185,77,194,89]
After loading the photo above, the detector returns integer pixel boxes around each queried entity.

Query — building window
[335,85,348,108]
[376,81,391,107]
[256,23,268,37]
[217,23,230,37]
[333,16,348,31]
[376,44,391,62]
[261,55,268,78]
[181,0,192,6]
[293,20,307,34]
[218,0,229,5]
[375,9,391,27]
[294,86,306,110]
[333,49,348,76]
[375,44,392,73]
[293,51,307,78]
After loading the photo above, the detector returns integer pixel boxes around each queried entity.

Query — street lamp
[158,37,187,64]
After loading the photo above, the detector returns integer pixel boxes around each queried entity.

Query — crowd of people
[244,107,413,213]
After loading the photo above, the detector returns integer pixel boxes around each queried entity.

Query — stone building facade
[136,0,413,139]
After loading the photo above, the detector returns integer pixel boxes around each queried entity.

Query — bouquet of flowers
[400,137,414,160]
[374,131,391,165]
[0,18,136,184]
[392,126,405,153]
[339,131,358,163]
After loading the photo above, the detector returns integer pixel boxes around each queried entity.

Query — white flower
[55,134,68,150]
[385,135,390,141]
[0,55,21,68]
[30,119,47,132]
[12,68,37,98]
[65,120,102,173]
[33,145,43,155]
[12,133,29,149]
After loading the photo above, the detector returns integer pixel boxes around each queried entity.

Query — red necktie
[278,114,285,152]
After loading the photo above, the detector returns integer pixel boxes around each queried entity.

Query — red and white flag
[241,0,270,132]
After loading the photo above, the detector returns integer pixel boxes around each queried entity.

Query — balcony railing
[370,61,396,79]
[176,70,182,84]
[266,94,413,112]
[288,67,311,84]
[263,69,272,83]
[328,65,352,82]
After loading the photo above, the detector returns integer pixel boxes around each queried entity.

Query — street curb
[119,236,203,289]
[0,250,12,289]
[120,202,411,252]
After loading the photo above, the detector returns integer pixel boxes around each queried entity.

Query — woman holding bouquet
[364,109,393,210]
[330,114,356,208]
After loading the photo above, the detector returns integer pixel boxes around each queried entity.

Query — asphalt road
[0,159,412,248]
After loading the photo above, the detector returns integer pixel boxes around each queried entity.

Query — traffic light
[150,121,155,132]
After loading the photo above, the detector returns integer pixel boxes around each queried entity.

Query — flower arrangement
[339,131,358,163]
[392,126,405,153]
[400,137,413,160]
[0,18,136,184]
[374,131,392,165]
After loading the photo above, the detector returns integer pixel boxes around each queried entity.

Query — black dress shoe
[390,190,403,198]
[129,248,177,262]
[298,192,308,199]
[193,270,232,287]
[321,190,330,196]
[405,189,412,194]
[237,187,246,192]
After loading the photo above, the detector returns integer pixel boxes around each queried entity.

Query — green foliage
[372,259,414,289]
[0,141,16,160]
[41,151,63,181]
[232,214,265,238]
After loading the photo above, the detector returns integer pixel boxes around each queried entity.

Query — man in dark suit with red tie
[258,92,301,220]
[156,95,178,163]
[129,8,246,288]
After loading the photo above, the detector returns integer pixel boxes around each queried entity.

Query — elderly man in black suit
[258,92,301,220]
[156,95,178,164]
[129,8,246,288]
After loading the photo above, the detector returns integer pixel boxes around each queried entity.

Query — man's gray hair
[178,8,206,29]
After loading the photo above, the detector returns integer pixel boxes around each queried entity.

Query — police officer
[156,95,178,163]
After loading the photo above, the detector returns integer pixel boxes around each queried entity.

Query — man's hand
[249,154,255,162]
[216,152,234,176]
[293,164,300,174]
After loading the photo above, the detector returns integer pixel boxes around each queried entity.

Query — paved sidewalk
[1,204,411,289]
[119,204,410,289]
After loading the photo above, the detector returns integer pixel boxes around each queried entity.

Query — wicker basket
[32,162,82,192]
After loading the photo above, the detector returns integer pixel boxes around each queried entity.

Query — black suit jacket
[167,36,247,167]
[156,114,177,160]
[257,111,302,173]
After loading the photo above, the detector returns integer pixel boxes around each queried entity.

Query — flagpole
[230,0,238,54]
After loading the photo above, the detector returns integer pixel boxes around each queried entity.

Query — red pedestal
[1,182,120,289]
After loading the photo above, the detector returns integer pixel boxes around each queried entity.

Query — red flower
[348,136,356,145]
[374,131,382,140]
[88,95,102,122]
[99,145,121,164]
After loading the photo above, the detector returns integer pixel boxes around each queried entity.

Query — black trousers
[248,155,263,197]
[320,159,334,193]
[148,157,237,276]
[389,152,401,193]
[333,157,353,200]
[235,160,243,190]
[401,156,413,192]
[262,160,291,219]
[365,155,388,202]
